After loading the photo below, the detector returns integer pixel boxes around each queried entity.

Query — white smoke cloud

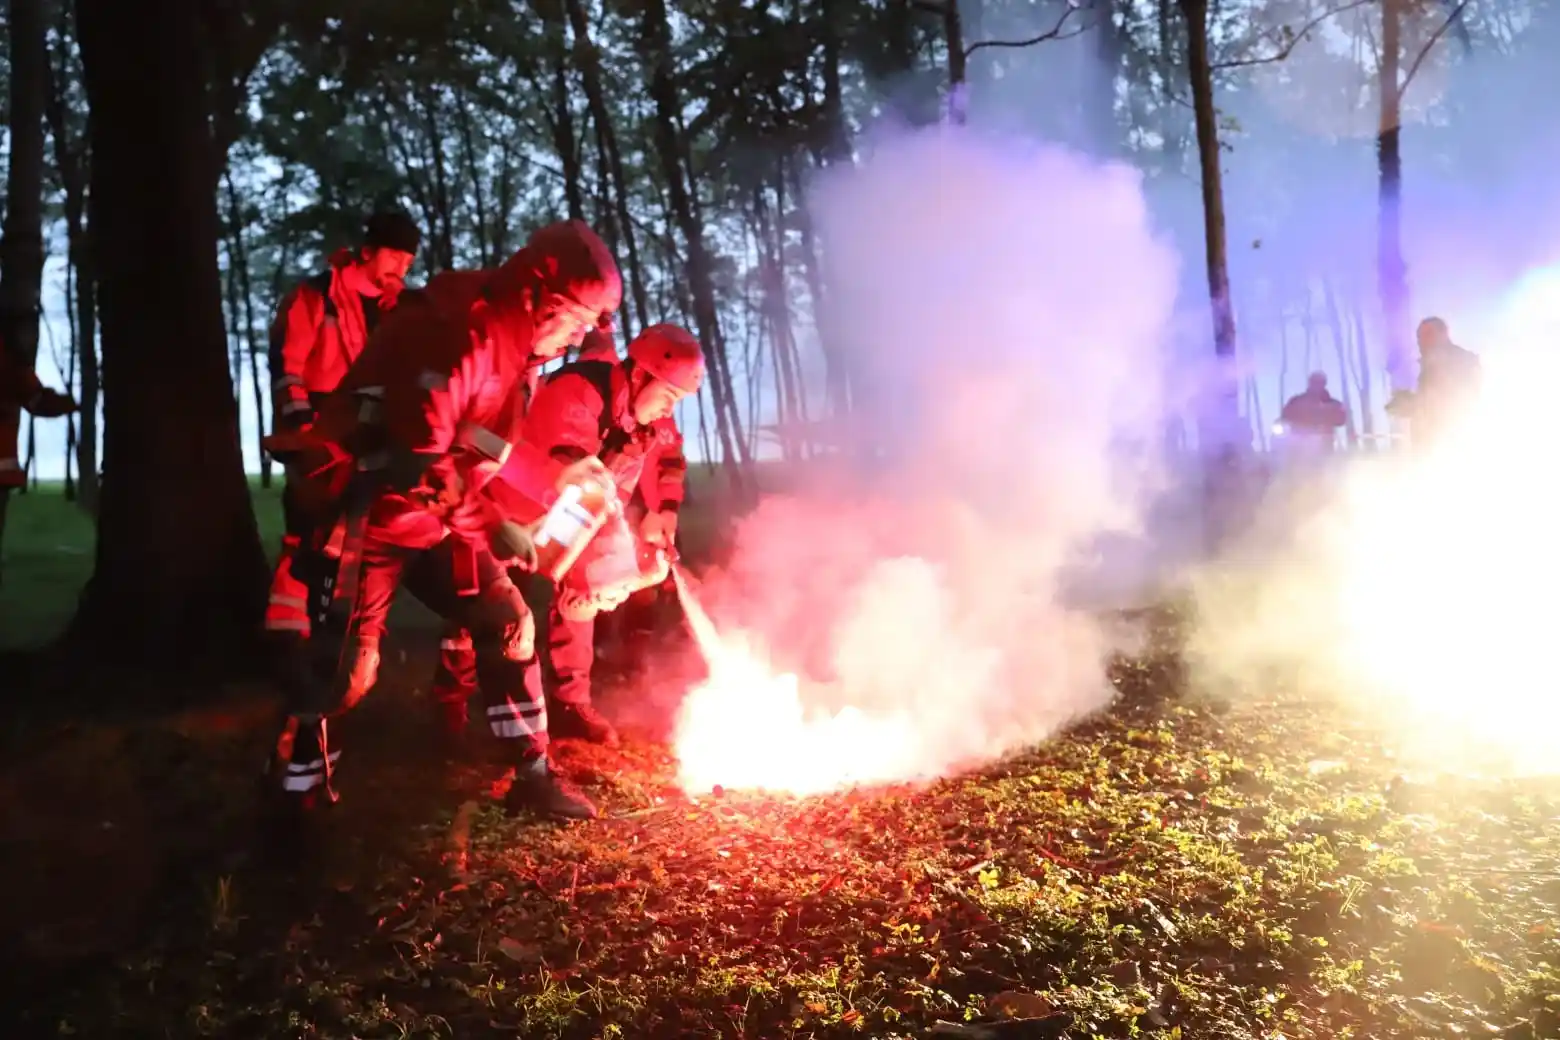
[672,125,1185,795]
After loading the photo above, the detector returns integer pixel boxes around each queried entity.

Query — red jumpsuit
[433,357,686,722]
[264,251,390,637]
[275,279,552,798]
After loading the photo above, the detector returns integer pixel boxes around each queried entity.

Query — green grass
[0,479,288,649]
[0,465,744,651]
[2,626,1557,1039]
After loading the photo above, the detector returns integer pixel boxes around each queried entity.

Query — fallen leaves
[11,632,1560,1040]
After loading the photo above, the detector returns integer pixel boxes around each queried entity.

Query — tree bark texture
[69,0,269,676]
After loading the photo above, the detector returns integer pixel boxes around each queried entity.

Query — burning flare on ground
[670,566,927,797]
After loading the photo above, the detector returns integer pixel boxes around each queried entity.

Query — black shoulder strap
[306,269,337,319]
[550,359,617,440]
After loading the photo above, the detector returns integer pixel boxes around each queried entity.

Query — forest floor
[3,489,1559,1039]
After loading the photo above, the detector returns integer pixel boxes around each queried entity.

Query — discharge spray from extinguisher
[671,564,724,668]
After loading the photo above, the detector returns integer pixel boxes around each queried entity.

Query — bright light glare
[1327,269,1560,775]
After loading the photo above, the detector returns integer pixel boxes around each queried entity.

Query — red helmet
[489,220,623,324]
[628,324,705,394]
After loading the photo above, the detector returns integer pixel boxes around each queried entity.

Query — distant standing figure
[263,210,422,642]
[1279,371,1347,456]
[1386,317,1482,448]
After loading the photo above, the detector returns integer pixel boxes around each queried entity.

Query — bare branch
[1213,0,1374,71]
[964,2,1089,60]
[1400,0,1473,95]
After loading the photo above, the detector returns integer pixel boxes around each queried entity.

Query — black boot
[505,756,598,820]
[549,702,620,747]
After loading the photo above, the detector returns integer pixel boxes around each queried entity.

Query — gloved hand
[555,584,631,623]
[490,519,540,572]
[29,388,76,418]
[640,510,678,548]
[501,609,537,661]
[643,547,671,587]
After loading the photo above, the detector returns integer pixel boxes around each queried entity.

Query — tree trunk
[1377,0,1411,390]
[1157,0,1188,174]
[943,0,968,123]
[1277,308,1291,404]
[1348,290,1379,444]
[416,85,457,271]
[45,9,99,513]
[452,93,493,267]
[68,0,269,677]
[809,0,852,419]
[1323,280,1367,446]
[639,0,750,478]
[563,0,651,335]
[546,51,586,221]
[1089,0,1123,153]
[0,0,49,550]
[63,274,79,499]
[225,170,271,487]
[1180,0,1243,551]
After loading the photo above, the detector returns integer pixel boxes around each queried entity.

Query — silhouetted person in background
[1387,317,1482,449]
[1279,371,1347,456]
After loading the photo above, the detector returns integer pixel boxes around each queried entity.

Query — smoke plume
[672,126,1182,795]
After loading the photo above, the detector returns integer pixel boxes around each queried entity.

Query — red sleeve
[3,365,42,409]
[524,371,607,463]
[268,283,323,427]
[653,420,687,513]
[0,337,41,407]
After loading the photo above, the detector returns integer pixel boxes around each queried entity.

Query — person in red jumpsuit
[264,210,421,641]
[266,220,621,822]
[0,335,76,586]
[433,324,699,748]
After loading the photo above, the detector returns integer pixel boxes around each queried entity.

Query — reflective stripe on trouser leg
[276,714,342,794]
[265,536,311,634]
[474,644,548,757]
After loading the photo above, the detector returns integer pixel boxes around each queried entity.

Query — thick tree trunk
[68,0,269,677]
[0,0,49,558]
[1377,0,1412,391]
[1181,0,1244,551]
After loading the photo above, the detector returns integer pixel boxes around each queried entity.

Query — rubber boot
[549,701,620,747]
[505,756,598,820]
